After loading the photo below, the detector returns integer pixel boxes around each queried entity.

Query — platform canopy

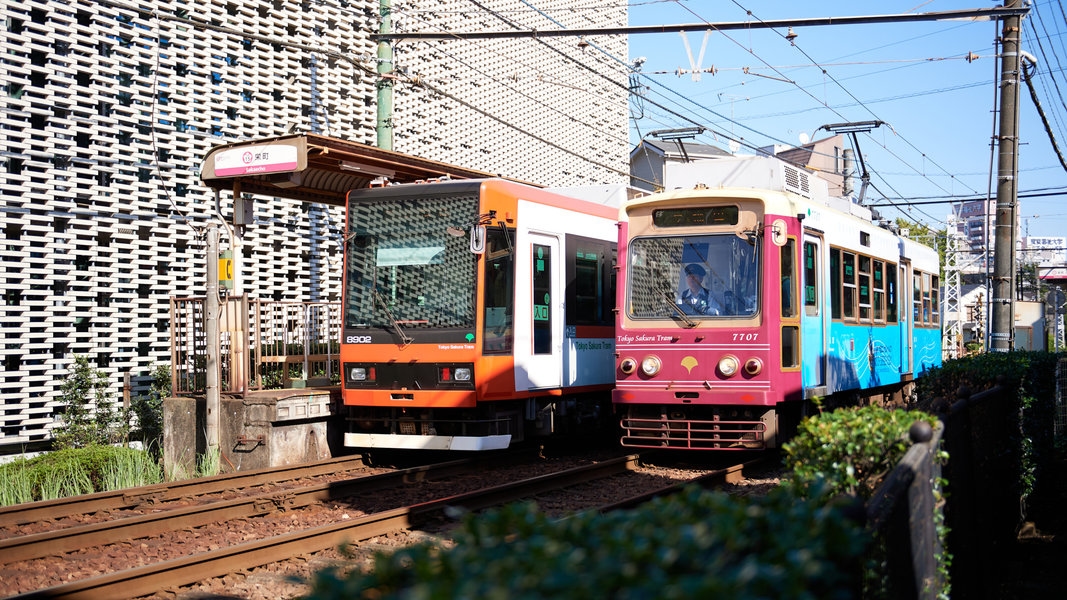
[200,134,499,206]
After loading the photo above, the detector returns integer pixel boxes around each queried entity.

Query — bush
[782,405,948,600]
[782,405,940,500]
[304,485,868,600]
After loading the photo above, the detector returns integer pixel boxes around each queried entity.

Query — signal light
[744,357,763,376]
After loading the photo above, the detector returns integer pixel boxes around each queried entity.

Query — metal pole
[205,224,220,454]
[991,2,1022,352]
[376,0,394,150]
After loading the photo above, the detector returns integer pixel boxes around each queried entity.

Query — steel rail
[0,456,479,564]
[594,457,769,512]
[11,453,646,600]
[0,454,368,528]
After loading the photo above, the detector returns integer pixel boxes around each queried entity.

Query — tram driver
[678,263,724,315]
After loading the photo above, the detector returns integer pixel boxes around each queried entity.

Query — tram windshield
[627,234,759,319]
[344,194,479,331]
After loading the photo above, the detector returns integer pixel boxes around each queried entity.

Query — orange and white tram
[340,178,620,450]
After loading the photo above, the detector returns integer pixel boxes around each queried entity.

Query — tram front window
[627,234,759,319]
[343,195,479,332]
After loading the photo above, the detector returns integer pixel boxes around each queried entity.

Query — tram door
[801,234,826,391]
[898,262,912,375]
[516,233,562,390]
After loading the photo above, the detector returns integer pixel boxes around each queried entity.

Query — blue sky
[626,0,1067,239]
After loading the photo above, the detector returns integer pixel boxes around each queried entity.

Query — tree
[53,355,129,449]
[131,364,170,457]
[895,218,946,278]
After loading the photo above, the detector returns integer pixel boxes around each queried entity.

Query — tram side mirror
[470,225,487,254]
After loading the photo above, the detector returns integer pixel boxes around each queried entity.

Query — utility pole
[991,0,1023,352]
[377,0,394,150]
[205,224,221,457]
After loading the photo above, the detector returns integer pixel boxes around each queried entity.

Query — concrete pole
[991,2,1022,352]
[376,0,394,150]
[205,224,220,454]
[842,148,855,198]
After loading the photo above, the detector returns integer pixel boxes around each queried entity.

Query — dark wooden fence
[865,385,1016,600]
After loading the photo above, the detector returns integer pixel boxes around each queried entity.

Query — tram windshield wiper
[662,292,697,328]
[374,288,414,346]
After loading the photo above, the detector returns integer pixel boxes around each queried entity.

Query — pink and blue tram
[613,159,942,450]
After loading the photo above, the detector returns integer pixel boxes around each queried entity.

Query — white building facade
[0,0,630,447]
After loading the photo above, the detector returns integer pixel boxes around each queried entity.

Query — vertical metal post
[205,224,221,454]
[991,2,1022,352]
[377,0,394,150]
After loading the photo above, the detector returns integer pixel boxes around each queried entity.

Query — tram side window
[565,235,616,327]
[482,228,514,355]
[913,272,922,323]
[918,272,938,326]
[830,248,841,319]
[842,251,856,321]
[930,274,940,325]
[780,239,796,318]
[923,273,932,324]
[803,241,818,316]
[873,260,885,322]
[858,255,871,322]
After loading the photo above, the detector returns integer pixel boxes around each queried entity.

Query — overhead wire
[649,0,955,226]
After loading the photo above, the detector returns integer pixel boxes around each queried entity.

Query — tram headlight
[349,366,368,381]
[718,355,740,377]
[619,357,637,375]
[744,357,763,376]
[454,367,472,381]
[640,355,662,377]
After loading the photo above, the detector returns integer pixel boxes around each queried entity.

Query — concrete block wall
[0,0,628,448]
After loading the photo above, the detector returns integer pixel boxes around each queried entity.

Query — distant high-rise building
[952,199,998,274]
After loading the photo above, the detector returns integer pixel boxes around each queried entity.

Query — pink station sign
[213,144,299,177]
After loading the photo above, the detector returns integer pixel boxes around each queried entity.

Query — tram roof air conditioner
[662,156,825,201]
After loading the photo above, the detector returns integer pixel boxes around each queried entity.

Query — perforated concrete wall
[0,0,629,446]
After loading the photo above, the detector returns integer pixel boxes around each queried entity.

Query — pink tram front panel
[613,191,803,450]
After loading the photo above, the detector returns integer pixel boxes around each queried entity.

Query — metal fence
[170,296,341,396]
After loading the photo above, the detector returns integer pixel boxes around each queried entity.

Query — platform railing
[170,296,341,396]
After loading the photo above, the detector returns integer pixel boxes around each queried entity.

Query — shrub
[782,405,948,600]
[782,405,939,500]
[304,485,868,600]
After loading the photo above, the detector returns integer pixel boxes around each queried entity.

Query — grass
[0,445,165,507]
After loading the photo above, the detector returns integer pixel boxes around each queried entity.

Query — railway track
[3,452,773,600]
[0,454,371,531]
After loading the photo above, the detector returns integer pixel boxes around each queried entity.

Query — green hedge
[305,485,867,600]
[782,405,940,501]
[917,351,1062,504]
